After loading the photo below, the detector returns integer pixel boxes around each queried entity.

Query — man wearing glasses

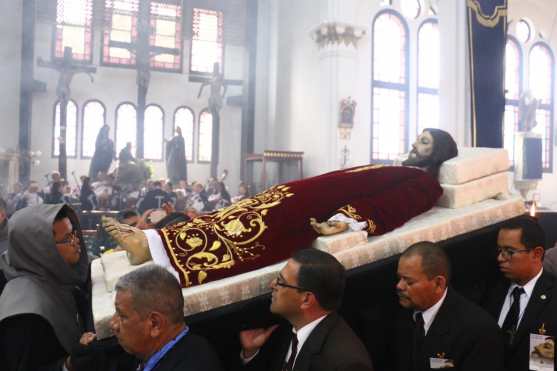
[0,204,94,371]
[237,249,373,371]
[483,216,557,371]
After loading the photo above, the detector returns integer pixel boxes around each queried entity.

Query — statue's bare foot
[101,216,151,265]
[309,218,349,236]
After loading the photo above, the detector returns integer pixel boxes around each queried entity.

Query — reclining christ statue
[103,129,458,288]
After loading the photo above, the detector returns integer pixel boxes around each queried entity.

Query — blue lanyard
[142,326,190,371]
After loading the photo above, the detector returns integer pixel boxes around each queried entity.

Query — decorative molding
[310,21,367,49]
[467,0,507,28]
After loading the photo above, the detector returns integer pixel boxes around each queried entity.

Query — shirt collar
[509,268,543,300]
[292,314,327,350]
[142,326,189,371]
[415,288,448,335]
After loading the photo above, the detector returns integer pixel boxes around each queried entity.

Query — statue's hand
[309,218,349,236]
[101,216,151,265]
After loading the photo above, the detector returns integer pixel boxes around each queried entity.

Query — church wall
[0,0,22,153]
[29,0,247,193]
[507,0,557,208]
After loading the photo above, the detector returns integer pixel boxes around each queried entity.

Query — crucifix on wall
[37,46,96,180]
[108,0,179,159]
[198,62,228,177]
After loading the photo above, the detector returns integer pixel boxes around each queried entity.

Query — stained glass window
[53,100,78,157]
[103,0,138,65]
[116,103,137,155]
[82,101,106,158]
[54,0,93,61]
[191,8,224,74]
[174,107,195,161]
[371,11,409,161]
[103,0,182,70]
[144,105,164,160]
[150,1,182,70]
[198,110,213,162]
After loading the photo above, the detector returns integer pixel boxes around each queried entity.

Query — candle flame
[529,202,537,217]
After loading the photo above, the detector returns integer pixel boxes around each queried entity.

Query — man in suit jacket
[393,241,504,371]
[238,249,373,371]
[110,265,222,371]
[483,216,557,371]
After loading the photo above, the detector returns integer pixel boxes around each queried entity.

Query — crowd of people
[0,170,251,226]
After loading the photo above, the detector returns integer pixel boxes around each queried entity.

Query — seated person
[103,129,458,288]
[111,265,222,371]
[0,204,94,371]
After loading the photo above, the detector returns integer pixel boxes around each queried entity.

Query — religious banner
[467,0,507,147]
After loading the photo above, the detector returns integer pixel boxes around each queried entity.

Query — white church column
[439,0,470,146]
[311,0,367,170]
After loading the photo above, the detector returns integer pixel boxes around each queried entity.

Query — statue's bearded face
[403,130,435,167]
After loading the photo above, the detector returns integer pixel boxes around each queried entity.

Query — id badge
[529,333,554,371]
[429,357,455,369]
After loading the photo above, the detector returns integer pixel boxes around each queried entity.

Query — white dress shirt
[283,315,327,365]
[414,288,448,335]
[497,268,543,328]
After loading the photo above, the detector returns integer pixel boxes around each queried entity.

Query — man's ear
[533,246,545,261]
[148,311,166,337]
[300,291,317,310]
[434,275,447,291]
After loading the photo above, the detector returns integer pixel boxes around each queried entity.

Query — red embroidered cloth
[158,165,442,287]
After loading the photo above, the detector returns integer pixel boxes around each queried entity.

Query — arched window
[503,37,522,164]
[53,100,78,157]
[417,19,440,135]
[371,11,409,161]
[116,103,137,156]
[174,107,195,161]
[82,100,106,158]
[198,110,213,162]
[54,0,93,61]
[529,43,554,171]
[144,104,164,160]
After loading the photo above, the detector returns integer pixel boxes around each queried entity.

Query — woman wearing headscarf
[0,204,93,370]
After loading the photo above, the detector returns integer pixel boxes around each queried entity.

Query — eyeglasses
[55,232,79,245]
[496,247,530,259]
[273,274,310,292]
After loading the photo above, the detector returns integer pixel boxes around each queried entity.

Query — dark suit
[483,271,557,371]
[240,313,373,371]
[393,287,505,371]
[151,331,223,371]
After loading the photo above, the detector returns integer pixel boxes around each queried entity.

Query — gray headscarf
[0,204,89,353]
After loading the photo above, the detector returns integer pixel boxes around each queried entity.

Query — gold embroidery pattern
[338,205,377,234]
[467,0,507,28]
[345,164,383,173]
[161,185,294,286]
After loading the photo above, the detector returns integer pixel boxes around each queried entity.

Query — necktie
[502,286,525,345]
[284,332,299,371]
[412,312,425,371]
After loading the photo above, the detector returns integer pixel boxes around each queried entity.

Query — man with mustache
[393,241,504,371]
[483,216,557,371]
[103,129,458,288]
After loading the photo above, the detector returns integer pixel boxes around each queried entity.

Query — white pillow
[437,171,510,208]
[438,147,509,185]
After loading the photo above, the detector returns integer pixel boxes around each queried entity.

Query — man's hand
[309,218,349,236]
[239,325,279,359]
[79,332,96,346]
